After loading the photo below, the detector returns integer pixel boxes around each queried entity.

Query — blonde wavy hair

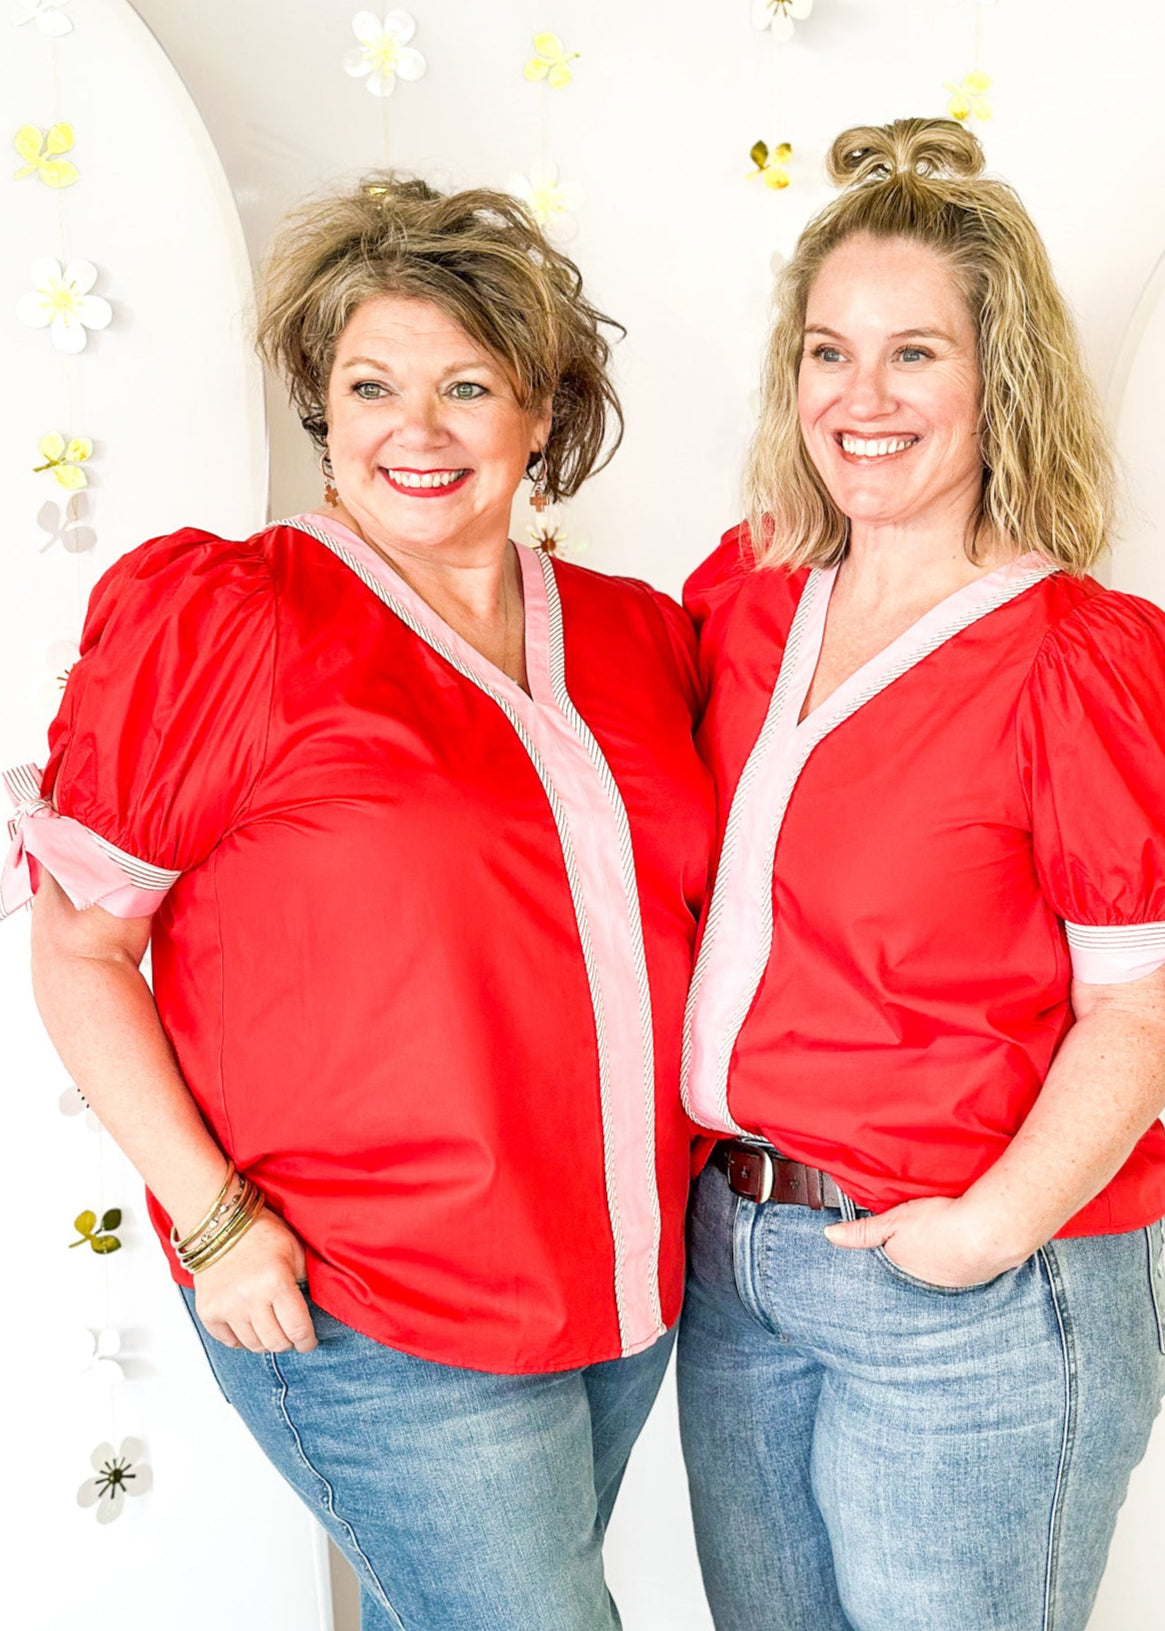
[256,174,623,503]
[747,118,1114,573]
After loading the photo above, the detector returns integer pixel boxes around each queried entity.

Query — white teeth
[386,469,466,488]
[839,435,916,458]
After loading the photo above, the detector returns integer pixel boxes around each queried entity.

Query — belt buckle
[727,1144,774,1204]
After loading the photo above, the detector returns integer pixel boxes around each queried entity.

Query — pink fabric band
[1,764,174,921]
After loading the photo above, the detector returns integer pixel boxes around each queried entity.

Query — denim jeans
[181,1289,674,1631]
[677,1162,1165,1631]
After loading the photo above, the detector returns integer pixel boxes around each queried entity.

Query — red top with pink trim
[683,526,1165,1236]
[3,516,713,1373]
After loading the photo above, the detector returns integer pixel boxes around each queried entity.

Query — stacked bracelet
[170,1161,266,1275]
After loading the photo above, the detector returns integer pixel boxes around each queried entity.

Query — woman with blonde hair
[4,176,713,1629]
[678,117,1165,1629]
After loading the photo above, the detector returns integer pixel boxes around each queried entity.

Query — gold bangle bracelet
[170,1160,238,1255]
[181,1185,262,1271]
[186,1198,264,1276]
[182,1184,266,1275]
[177,1177,260,1272]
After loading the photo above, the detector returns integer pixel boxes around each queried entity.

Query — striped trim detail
[683,558,1058,1136]
[87,832,182,892]
[3,762,180,891]
[537,551,664,1336]
[1064,922,1165,954]
[4,762,46,815]
[1063,920,1165,984]
[287,517,664,1351]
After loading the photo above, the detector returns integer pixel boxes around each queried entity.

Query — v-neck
[790,553,1057,733]
[284,512,556,710]
[680,549,1058,1138]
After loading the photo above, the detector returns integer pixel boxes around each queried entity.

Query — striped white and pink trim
[1,763,179,921]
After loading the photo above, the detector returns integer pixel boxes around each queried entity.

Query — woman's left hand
[823,1195,1031,1288]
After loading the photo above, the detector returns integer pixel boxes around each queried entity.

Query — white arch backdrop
[4,2,1165,1627]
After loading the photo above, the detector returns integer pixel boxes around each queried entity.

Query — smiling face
[323,293,551,564]
[797,233,985,543]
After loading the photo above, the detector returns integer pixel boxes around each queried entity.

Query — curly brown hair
[256,175,624,503]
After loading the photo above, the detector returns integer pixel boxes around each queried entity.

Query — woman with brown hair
[4,176,712,1629]
[678,118,1165,1629]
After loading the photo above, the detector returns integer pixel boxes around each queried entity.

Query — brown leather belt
[711,1140,844,1211]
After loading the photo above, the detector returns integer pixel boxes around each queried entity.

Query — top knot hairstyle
[256,175,624,503]
[747,117,1114,573]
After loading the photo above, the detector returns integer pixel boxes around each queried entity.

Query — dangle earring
[528,451,549,514]
[321,449,338,508]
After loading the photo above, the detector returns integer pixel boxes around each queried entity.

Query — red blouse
[682,528,1165,1236]
[4,516,713,1373]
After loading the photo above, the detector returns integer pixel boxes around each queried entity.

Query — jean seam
[1037,1242,1078,1631]
[1147,1223,1165,1356]
[266,1351,408,1631]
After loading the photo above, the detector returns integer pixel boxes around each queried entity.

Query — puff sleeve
[1016,588,1165,983]
[2,529,276,919]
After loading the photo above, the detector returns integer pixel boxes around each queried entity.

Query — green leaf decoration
[70,1205,124,1251]
[750,140,770,169]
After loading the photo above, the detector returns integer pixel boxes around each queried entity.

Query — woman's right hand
[193,1209,318,1353]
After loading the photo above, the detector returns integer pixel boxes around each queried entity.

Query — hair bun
[826,117,985,188]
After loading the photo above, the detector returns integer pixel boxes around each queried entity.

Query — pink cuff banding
[2,764,177,921]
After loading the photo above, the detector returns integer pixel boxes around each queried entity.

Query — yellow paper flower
[945,72,992,123]
[13,123,78,189]
[524,33,579,88]
[33,432,92,490]
[750,140,793,190]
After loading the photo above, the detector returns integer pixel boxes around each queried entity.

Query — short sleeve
[15,529,275,916]
[1016,589,1165,983]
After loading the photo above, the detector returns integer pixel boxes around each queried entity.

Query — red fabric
[46,524,713,1372]
[685,527,1165,1235]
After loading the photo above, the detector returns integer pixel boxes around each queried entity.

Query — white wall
[8,1,1165,1625]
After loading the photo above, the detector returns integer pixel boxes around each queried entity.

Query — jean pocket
[1147,1221,1165,1356]
[873,1245,1011,1296]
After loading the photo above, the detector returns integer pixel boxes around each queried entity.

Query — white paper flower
[37,494,96,555]
[77,1439,151,1523]
[17,259,111,353]
[509,163,581,244]
[752,0,813,43]
[12,0,74,35]
[73,1327,125,1386]
[344,10,426,97]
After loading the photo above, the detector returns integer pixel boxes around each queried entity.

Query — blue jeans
[181,1289,674,1630]
[677,1162,1165,1631]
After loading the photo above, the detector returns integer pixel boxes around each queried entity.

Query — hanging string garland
[9,4,152,1531]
